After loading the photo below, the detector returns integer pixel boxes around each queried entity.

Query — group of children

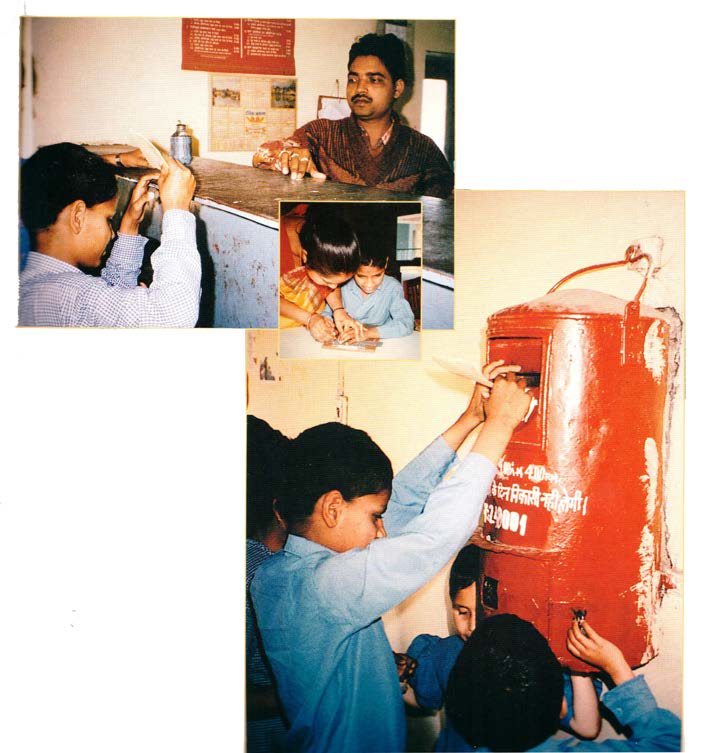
[278,205,416,345]
[246,366,682,752]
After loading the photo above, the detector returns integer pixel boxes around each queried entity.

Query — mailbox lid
[490,288,672,323]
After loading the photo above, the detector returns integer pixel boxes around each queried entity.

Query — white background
[1,1,698,751]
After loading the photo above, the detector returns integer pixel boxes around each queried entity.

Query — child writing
[443,614,680,751]
[325,252,415,342]
[19,142,200,327]
[250,367,532,753]
[405,546,601,748]
[278,210,361,344]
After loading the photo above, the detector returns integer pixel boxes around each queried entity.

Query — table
[116,158,454,328]
[279,328,421,360]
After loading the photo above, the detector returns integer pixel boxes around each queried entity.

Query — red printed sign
[182,18,295,75]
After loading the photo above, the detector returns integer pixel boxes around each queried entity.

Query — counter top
[119,157,454,276]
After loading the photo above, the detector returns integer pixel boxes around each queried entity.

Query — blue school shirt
[251,437,497,753]
[407,634,605,752]
[247,538,287,752]
[326,276,415,338]
[407,638,678,753]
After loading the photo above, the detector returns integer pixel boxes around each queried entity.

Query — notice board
[182,18,295,75]
[209,74,297,152]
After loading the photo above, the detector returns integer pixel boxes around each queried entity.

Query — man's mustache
[351,95,372,103]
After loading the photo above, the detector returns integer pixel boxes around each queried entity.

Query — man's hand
[465,360,522,423]
[253,140,326,181]
[158,151,196,213]
[104,149,152,169]
[307,313,337,343]
[119,148,152,168]
[566,619,634,685]
[118,172,160,235]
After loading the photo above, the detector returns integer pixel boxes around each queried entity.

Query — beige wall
[247,190,684,743]
[23,17,453,162]
[401,20,455,134]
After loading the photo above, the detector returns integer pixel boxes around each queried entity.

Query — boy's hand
[119,172,160,235]
[335,311,366,343]
[332,308,364,342]
[307,314,337,343]
[158,151,196,212]
[466,360,522,422]
[483,372,532,430]
[566,619,634,685]
[393,652,417,694]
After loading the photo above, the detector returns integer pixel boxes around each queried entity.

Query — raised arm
[313,376,531,627]
[385,362,523,533]
[567,619,680,750]
[88,153,201,327]
[100,172,160,289]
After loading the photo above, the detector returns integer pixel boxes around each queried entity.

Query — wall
[401,20,455,135]
[247,190,684,746]
[23,17,453,163]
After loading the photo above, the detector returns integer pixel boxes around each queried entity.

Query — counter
[117,158,454,328]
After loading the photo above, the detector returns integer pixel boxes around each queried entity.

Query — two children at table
[278,207,415,343]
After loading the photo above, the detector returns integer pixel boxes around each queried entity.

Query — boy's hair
[446,614,564,752]
[20,142,118,232]
[358,251,389,270]
[246,416,291,540]
[300,211,361,277]
[449,544,481,600]
[348,33,407,83]
[277,422,393,528]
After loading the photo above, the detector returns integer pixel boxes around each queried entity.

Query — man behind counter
[252,33,454,199]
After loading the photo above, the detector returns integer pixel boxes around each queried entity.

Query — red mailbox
[476,253,675,671]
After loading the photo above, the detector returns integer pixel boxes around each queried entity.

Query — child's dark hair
[20,143,118,232]
[449,544,481,600]
[300,211,361,277]
[358,250,389,269]
[246,416,291,540]
[446,614,564,752]
[276,422,393,529]
[348,33,407,83]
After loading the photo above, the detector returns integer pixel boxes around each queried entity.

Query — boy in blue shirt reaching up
[251,368,531,753]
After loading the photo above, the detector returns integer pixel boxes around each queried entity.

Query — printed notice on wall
[182,18,295,75]
[209,74,297,151]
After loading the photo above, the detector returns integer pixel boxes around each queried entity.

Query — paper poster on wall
[245,110,267,136]
[182,18,295,75]
[210,73,297,151]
